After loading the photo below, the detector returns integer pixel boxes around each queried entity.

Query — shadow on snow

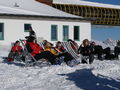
[58,69,120,90]
[2,59,25,67]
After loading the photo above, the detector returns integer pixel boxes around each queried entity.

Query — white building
[0,0,91,45]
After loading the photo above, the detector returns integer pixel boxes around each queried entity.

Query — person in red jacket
[25,36,57,65]
[8,41,23,62]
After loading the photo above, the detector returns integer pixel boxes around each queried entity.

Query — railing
[52,4,120,25]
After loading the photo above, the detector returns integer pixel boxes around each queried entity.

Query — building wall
[0,18,91,45]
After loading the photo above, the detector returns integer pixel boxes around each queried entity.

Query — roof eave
[0,13,94,21]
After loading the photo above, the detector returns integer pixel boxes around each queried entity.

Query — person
[114,41,120,59]
[91,41,114,60]
[78,39,94,64]
[43,40,53,47]
[29,26,36,38]
[28,26,37,43]
[44,41,74,64]
[90,41,103,60]
[25,36,57,65]
[55,41,65,53]
[7,41,23,62]
[103,47,112,60]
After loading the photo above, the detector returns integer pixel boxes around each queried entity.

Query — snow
[53,0,120,9]
[0,45,120,90]
[103,39,117,47]
[92,39,117,50]
[0,0,82,18]
[0,5,44,16]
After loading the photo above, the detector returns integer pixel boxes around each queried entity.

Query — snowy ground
[0,46,120,90]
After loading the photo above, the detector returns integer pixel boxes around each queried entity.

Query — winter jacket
[45,47,61,55]
[78,45,94,56]
[11,45,23,53]
[91,45,103,54]
[26,42,43,56]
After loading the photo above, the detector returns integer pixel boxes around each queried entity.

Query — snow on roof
[0,0,82,19]
[0,5,45,16]
[53,0,120,9]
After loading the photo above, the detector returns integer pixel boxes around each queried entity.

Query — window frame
[51,25,58,41]
[73,26,80,41]
[63,25,69,41]
[0,23,4,40]
[24,24,31,32]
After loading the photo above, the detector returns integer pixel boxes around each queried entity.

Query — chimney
[35,0,53,6]
[14,2,20,7]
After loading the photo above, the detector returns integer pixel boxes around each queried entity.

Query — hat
[15,40,19,44]
[14,40,19,45]
[26,36,36,42]
[25,36,29,39]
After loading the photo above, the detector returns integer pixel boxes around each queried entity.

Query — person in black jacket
[78,39,94,64]
[29,26,36,38]
[114,41,120,59]
[91,41,113,60]
[90,41,103,60]
[91,41,114,60]
[29,26,37,43]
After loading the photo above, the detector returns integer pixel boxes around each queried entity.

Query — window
[24,24,31,32]
[0,23,4,40]
[51,25,58,41]
[63,25,69,41]
[74,26,80,41]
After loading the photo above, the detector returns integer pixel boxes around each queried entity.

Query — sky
[92,27,120,41]
[83,0,120,5]
[83,0,120,41]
